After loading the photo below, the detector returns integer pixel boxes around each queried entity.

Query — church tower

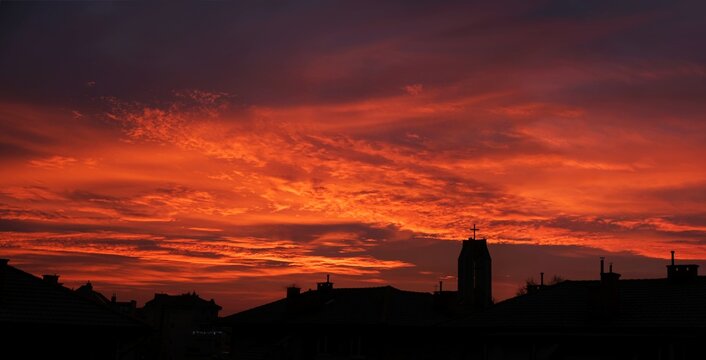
[457,224,492,309]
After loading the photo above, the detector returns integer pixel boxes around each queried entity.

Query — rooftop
[449,276,706,331]
[145,291,222,311]
[0,259,147,328]
[224,285,450,327]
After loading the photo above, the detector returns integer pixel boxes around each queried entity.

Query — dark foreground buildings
[142,292,228,360]
[0,259,148,359]
[223,234,706,360]
[446,253,706,359]
[0,259,226,360]
[3,230,706,360]
[221,232,493,359]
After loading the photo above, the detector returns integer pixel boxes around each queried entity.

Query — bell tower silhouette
[457,224,492,309]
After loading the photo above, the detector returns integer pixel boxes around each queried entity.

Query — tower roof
[458,238,491,260]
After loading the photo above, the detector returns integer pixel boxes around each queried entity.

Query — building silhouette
[0,259,149,360]
[222,281,450,359]
[4,227,706,360]
[75,281,138,316]
[445,252,705,360]
[222,231,706,360]
[142,292,227,360]
[458,224,492,309]
[222,230,493,359]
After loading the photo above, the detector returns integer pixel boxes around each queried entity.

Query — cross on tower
[470,224,479,240]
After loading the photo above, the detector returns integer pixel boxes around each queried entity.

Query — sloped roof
[224,286,448,327]
[75,281,111,305]
[144,292,222,311]
[0,260,147,328]
[449,276,706,330]
[459,238,490,260]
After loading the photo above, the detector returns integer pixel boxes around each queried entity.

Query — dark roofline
[145,292,222,311]
[488,275,706,307]
[442,276,706,329]
[222,285,431,321]
[1,261,150,329]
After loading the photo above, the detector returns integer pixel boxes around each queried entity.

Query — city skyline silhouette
[3,233,705,359]
[2,1,706,358]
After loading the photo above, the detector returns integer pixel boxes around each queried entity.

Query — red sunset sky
[1,1,705,313]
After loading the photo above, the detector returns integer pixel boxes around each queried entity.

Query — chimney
[667,251,699,281]
[595,260,621,317]
[433,280,456,312]
[286,285,300,299]
[600,262,620,284]
[317,274,333,292]
[540,272,544,286]
[42,274,60,285]
[600,257,605,275]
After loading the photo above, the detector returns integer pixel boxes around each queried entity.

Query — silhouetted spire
[458,225,492,309]
[470,224,479,240]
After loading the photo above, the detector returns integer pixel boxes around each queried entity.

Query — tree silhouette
[515,275,565,296]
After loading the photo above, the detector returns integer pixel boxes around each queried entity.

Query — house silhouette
[443,252,705,359]
[0,259,149,360]
[142,292,227,360]
[222,230,493,359]
[222,233,706,360]
[4,228,706,360]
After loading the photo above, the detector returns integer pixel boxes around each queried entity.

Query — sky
[1,0,705,314]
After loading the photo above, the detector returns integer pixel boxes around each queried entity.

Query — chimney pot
[42,274,60,284]
[317,275,333,292]
[286,286,300,299]
[600,257,605,275]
